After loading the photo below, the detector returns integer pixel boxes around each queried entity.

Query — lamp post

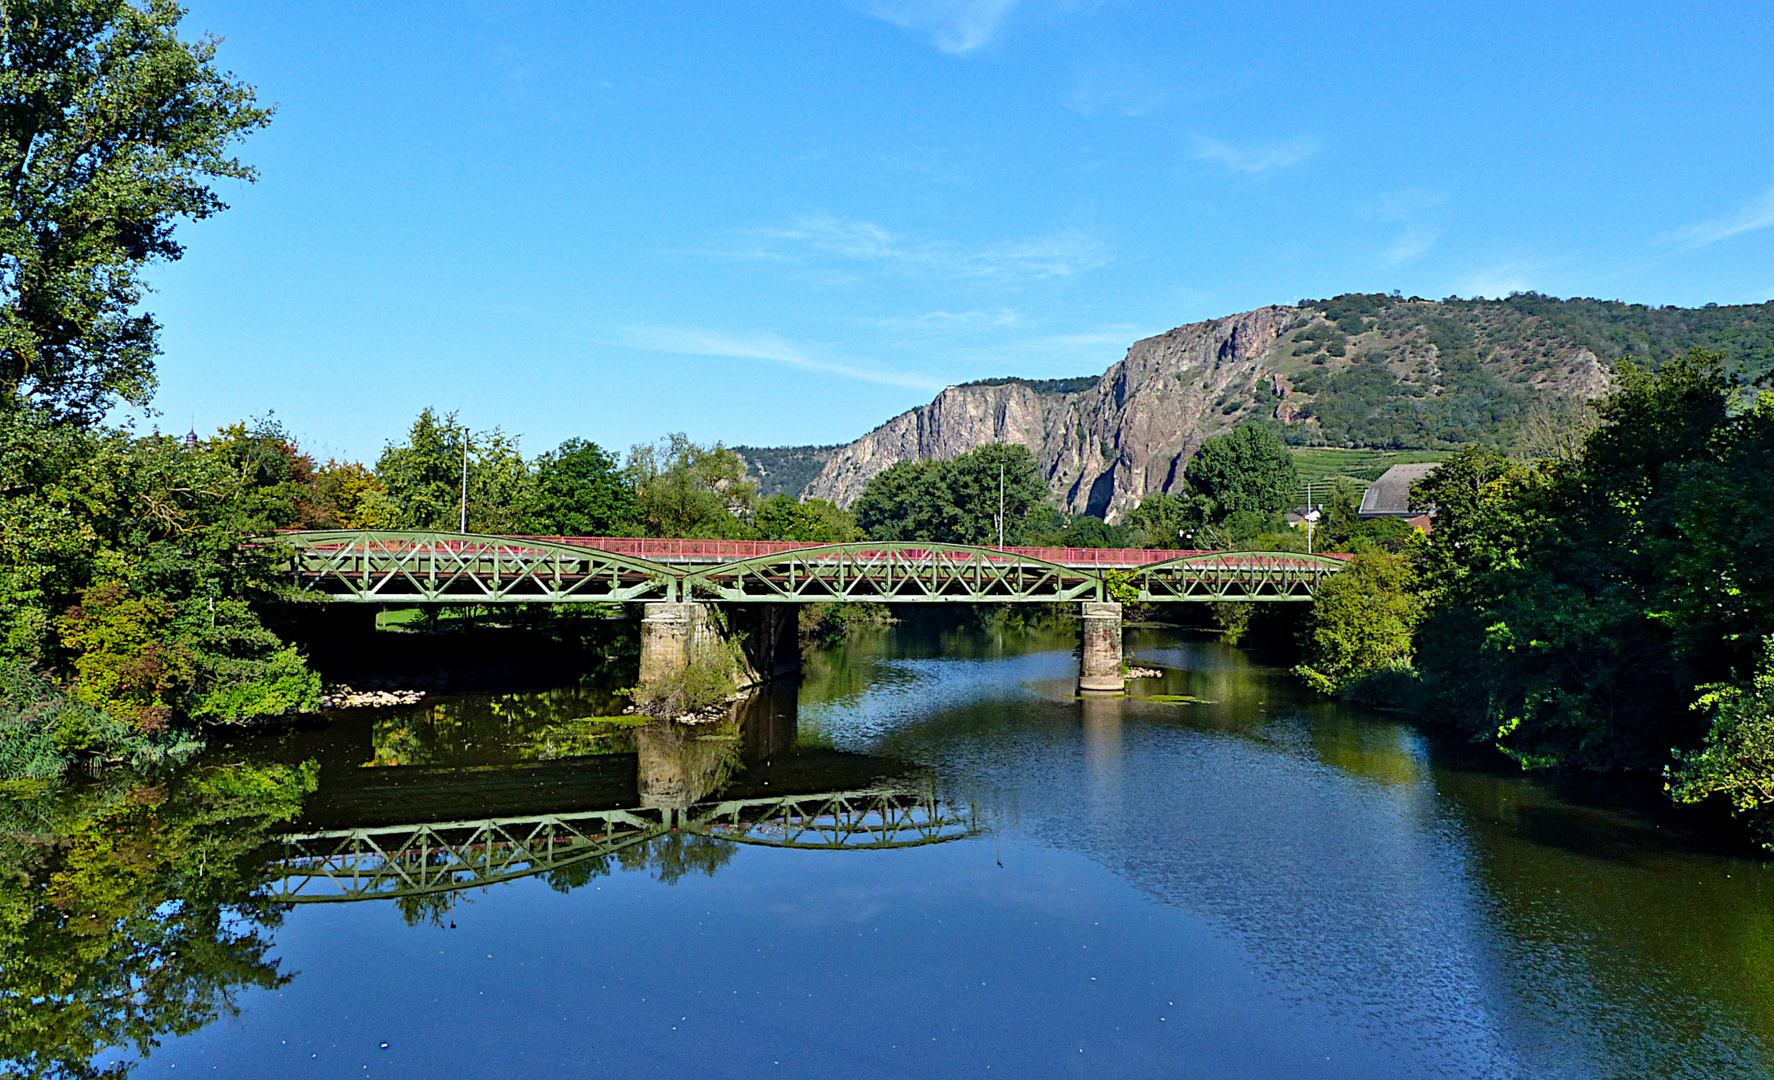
[458,424,469,534]
[997,462,1005,549]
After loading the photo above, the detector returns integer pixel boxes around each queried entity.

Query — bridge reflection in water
[264,686,979,904]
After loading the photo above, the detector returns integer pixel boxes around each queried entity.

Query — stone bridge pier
[638,601,801,690]
[1079,601,1125,692]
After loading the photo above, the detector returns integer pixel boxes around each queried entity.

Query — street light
[459,422,469,534]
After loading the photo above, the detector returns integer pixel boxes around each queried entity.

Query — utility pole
[459,424,469,534]
[997,462,1005,549]
[1304,480,1320,554]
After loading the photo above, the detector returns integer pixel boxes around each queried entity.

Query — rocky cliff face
[796,292,1736,522]
[807,307,1292,522]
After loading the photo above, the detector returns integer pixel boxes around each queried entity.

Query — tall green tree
[1412,351,1746,771]
[522,438,635,536]
[625,434,755,539]
[1295,549,1424,695]
[0,0,270,421]
[852,443,1051,545]
[1182,424,1299,519]
[753,495,855,543]
[374,408,532,534]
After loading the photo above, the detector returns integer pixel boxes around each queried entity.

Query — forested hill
[1278,292,1774,447]
[785,293,1774,519]
[731,444,843,499]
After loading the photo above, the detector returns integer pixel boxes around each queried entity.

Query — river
[6,619,1774,1079]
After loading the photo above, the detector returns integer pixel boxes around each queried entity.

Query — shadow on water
[0,665,970,1078]
[10,612,1774,1078]
[790,616,1774,1079]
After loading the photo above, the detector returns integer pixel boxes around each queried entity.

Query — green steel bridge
[264,783,980,903]
[274,531,1350,605]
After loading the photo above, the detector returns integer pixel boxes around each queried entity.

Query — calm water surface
[11,622,1774,1079]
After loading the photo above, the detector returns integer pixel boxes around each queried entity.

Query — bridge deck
[273,531,1349,604]
[525,536,1211,568]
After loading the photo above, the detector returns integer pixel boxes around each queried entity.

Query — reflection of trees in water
[0,762,317,1079]
[367,688,638,767]
[618,833,736,885]
[1435,766,1774,1078]
[384,832,737,927]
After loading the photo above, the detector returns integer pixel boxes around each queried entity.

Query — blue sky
[142,0,1774,464]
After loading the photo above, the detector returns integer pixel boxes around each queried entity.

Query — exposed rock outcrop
[807,307,1291,522]
[798,293,1665,522]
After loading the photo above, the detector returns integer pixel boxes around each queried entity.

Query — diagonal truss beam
[268,532,1349,604]
[270,531,683,603]
[260,786,982,903]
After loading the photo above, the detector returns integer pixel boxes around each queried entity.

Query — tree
[1125,491,1208,548]
[374,408,532,533]
[1670,636,1774,846]
[0,1,271,421]
[1410,351,1744,771]
[1182,424,1298,519]
[851,460,939,542]
[753,495,856,543]
[523,438,635,536]
[852,444,1051,545]
[1295,549,1424,695]
[626,434,755,539]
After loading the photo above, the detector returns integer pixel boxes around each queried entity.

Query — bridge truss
[274,531,1347,604]
[263,785,980,904]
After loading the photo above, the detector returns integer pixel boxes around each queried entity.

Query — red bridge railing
[530,536,1217,566]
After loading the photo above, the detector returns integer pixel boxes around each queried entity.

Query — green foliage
[56,581,192,731]
[630,629,745,721]
[0,0,271,422]
[375,408,533,533]
[1411,350,1772,772]
[753,495,857,542]
[1670,637,1774,843]
[626,434,756,539]
[1103,570,1138,605]
[523,438,635,536]
[0,760,316,1077]
[1125,491,1206,548]
[307,460,398,530]
[1183,424,1299,519]
[1278,292,1774,451]
[0,410,321,771]
[1295,550,1424,695]
[1049,514,1132,549]
[852,443,1052,545]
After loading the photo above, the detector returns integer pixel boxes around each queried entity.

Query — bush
[1669,636,1774,844]
[55,582,193,732]
[0,660,201,779]
[1294,550,1424,695]
[630,638,745,719]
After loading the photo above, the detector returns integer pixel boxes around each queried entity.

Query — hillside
[731,444,842,499]
[779,293,1774,522]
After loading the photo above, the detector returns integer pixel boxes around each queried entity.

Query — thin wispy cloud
[622,326,945,390]
[1662,184,1774,247]
[855,309,1024,332]
[729,212,1110,280]
[858,0,1019,54]
[1366,189,1447,266]
[1193,136,1318,174]
[1063,57,1165,118]
[947,323,1143,374]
